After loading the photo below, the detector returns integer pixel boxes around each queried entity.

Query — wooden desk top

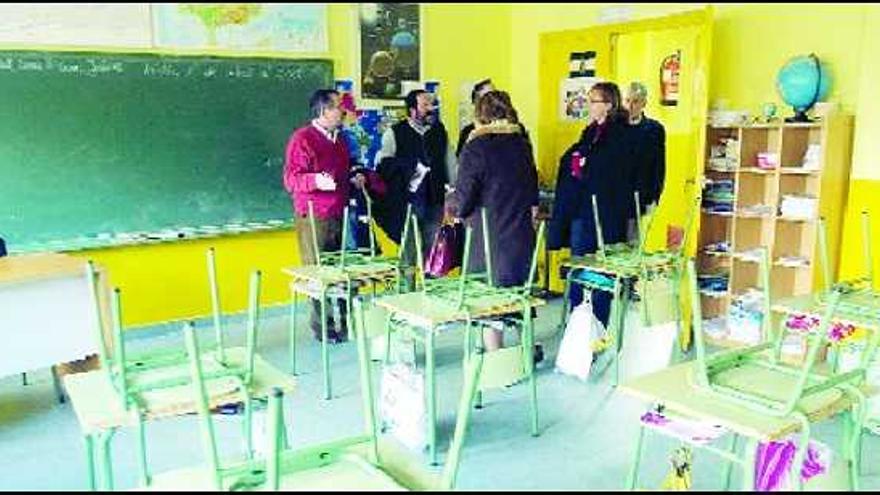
[64,347,296,435]
[618,361,855,442]
[562,246,679,278]
[0,252,90,286]
[374,291,545,329]
[282,262,398,286]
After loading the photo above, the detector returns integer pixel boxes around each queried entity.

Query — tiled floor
[0,299,877,490]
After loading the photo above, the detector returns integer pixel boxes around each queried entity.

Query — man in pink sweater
[283,89,366,343]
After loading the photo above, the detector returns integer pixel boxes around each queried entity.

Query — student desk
[64,347,296,490]
[283,261,401,399]
[559,245,683,384]
[773,287,880,433]
[619,361,864,490]
[373,288,546,465]
[0,253,112,400]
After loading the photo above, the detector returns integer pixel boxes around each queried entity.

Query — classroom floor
[1,298,879,491]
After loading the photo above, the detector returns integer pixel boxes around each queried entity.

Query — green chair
[557,191,697,385]
[687,251,880,490]
[371,209,546,464]
[81,257,262,490]
[143,294,485,491]
[286,200,409,399]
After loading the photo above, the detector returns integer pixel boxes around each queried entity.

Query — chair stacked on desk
[285,198,409,400]
[76,249,266,490]
[141,295,484,491]
[558,190,698,385]
[368,208,546,465]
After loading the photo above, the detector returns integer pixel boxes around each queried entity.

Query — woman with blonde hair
[448,90,540,354]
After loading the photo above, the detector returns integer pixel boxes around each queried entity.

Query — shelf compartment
[730,257,761,294]
[698,212,732,248]
[774,217,817,261]
[699,292,730,320]
[771,264,813,300]
[780,125,823,170]
[740,127,781,168]
[732,216,774,252]
[780,173,820,198]
[735,172,777,209]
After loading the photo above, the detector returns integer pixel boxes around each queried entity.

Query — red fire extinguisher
[660,50,681,106]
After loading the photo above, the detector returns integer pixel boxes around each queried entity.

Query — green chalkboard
[0,50,333,253]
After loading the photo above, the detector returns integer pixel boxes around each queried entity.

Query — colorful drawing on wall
[359,3,420,100]
[660,50,681,106]
[561,77,599,121]
[153,3,327,52]
[350,105,407,169]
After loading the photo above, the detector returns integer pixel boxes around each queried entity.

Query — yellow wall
[24,4,880,326]
[838,180,880,287]
[513,3,880,285]
[60,3,513,328]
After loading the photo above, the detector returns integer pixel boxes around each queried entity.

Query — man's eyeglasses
[589,99,609,104]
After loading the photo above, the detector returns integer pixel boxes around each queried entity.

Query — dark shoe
[312,323,339,343]
[533,344,545,365]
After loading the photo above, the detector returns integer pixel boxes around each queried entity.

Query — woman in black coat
[548,81,637,328]
[449,90,539,351]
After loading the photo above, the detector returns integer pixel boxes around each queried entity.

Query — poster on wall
[152,3,327,52]
[0,4,152,47]
[659,50,681,106]
[560,77,600,121]
[359,3,420,100]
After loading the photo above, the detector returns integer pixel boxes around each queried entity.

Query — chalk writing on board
[85,59,124,75]
[18,59,44,71]
[143,62,181,78]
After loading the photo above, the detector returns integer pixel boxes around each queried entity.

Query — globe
[776,53,831,122]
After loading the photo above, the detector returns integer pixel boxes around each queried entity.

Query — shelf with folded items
[780,124,823,172]
[740,126,781,169]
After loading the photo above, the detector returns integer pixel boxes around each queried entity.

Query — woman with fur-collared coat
[448,90,539,352]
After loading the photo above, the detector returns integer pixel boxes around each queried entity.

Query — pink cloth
[283,125,351,219]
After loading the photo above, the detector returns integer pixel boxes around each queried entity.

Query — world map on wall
[153,3,327,52]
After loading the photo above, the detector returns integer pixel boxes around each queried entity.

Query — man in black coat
[373,89,454,270]
[625,81,666,228]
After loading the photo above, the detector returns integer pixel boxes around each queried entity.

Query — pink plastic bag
[754,437,830,491]
[425,222,464,278]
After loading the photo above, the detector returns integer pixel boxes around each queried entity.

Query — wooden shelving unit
[697,115,854,346]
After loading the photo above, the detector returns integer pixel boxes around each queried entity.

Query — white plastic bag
[379,363,427,451]
[619,318,677,381]
[555,294,605,381]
